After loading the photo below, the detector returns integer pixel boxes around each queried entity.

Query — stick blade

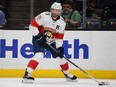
[98,82,110,86]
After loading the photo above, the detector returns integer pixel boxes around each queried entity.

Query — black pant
[32,36,58,58]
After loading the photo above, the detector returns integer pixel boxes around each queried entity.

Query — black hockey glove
[57,47,64,58]
[35,33,47,44]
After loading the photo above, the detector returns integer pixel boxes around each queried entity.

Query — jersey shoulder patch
[36,15,41,21]
[45,11,50,15]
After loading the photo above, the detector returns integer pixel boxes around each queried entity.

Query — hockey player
[22,2,77,83]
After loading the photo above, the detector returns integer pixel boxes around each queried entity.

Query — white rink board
[0,30,116,70]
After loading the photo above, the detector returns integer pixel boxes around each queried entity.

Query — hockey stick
[46,43,110,86]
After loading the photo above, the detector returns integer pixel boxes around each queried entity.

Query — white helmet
[51,2,62,10]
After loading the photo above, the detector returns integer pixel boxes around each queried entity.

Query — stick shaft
[61,54,100,83]
[46,43,101,83]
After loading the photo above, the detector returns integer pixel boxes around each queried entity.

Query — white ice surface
[0,78,116,87]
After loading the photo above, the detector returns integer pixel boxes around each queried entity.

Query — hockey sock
[60,62,69,71]
[26,60,39,75]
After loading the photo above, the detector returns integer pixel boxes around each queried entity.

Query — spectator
[74,0,83,15]
[61,0,81,28]
[107,3,116,19]
[86,0,101,19]
[0,0,8,19]
[0,10,6,28]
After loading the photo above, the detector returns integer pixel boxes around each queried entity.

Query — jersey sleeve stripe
[30,19,44,34]
[55,33,64,39]
[30,19,40,28]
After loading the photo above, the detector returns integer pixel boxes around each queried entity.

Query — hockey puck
[98,83,103,86]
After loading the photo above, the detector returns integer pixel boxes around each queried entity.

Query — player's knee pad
[32,52,44,63]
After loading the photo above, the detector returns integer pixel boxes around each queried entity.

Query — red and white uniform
[22,3,76,83]
[29,11,66,48]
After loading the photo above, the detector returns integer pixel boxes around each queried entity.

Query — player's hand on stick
[36,33,47,44]
[57,47,64,58]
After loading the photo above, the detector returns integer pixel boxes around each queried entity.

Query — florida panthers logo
[44,31,53,38]
[44,27,56,43]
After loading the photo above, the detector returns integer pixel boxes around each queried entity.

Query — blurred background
[0,0,116,30]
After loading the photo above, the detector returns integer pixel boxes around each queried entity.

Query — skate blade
[22,79,34,84]
[66,79,77,82]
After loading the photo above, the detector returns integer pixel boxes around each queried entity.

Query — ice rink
[0,78,116,87]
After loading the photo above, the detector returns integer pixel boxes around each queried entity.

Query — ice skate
[22,70,34,84]
[62,70,77,82]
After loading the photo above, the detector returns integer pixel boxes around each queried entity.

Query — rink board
[0,69,116,79]
[0,30,116,79]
